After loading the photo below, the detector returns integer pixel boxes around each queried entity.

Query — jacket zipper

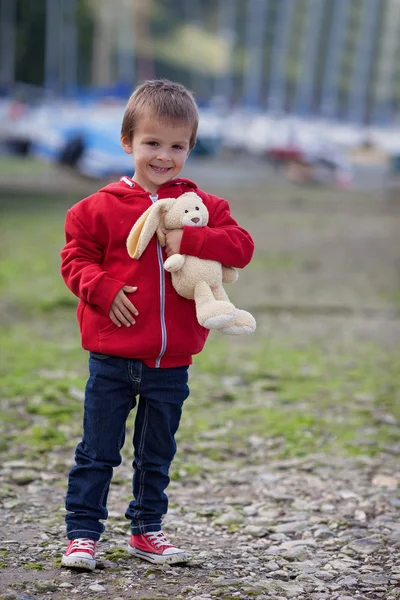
[149,193,167,367]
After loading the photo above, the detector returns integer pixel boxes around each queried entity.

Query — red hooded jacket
[61,176,254,368]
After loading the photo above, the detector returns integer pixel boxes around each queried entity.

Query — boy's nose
[156,149,171,161]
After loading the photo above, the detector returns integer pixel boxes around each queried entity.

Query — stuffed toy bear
[126,191,256,335]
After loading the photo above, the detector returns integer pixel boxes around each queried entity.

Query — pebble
[272,520,309,534]
[88,583,106,592]
[347,536,383,555]
[372,474,399,489]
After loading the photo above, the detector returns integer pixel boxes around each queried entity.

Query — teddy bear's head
[163,192,209,229]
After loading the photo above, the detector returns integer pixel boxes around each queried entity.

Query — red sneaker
[61,538,97,571]
[128,531,189,564]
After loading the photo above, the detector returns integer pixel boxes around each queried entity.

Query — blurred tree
[14,0,93,90]
[15,0,46,86]
[0,0,17,89]
[75,0,94,87]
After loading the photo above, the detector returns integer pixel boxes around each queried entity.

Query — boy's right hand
[109,286,138,327]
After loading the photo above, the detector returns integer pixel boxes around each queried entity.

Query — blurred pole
[45,0,62,94]
[134,0,154,83]
[63,0,78,94]
[182,0,208,99]
[214,0,237,105]
[266,0,295,113]
[117,3,136,86]
[0,0,16,90]
[320,0,349,120]
[91,1,114,86]
[58,0,66,93]
[243,0,270,110]
[371,0,400,124]
[293,0,326,116]
[346,0,380,124]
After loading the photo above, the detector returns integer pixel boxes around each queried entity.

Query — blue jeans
[65,353,190,541]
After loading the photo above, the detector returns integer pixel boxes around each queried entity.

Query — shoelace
[71,538,96,553]
[145,531,173,549]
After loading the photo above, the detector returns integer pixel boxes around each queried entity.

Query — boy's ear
[121,135,132,154]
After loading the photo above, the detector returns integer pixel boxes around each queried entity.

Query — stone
[271,521,309,534]
[337,576,359,587]
[88,584,106,592]
[264,561,280,571]
[347,537,383,555]
[314,526,334,539]
[243,525,268,537]
[267,581,305,598]
[213,511,244,526]
[372,474,399,489]
[360,574,390,586]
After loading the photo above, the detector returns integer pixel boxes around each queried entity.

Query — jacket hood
[99,177,198,198]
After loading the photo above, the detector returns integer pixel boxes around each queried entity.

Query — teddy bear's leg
[212,285,256,335]
[218,309,256,335]
[194,281,236,329]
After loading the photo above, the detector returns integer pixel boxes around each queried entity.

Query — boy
[60,79,254,570]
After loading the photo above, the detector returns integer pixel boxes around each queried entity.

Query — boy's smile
[121,114,192,194]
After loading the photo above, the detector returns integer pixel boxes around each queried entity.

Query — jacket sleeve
[60,209,126,316]
[179,196,254,268]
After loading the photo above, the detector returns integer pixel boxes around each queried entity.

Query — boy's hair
[121,79,199,150]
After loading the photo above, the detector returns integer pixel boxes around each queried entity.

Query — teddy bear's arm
[164,254,186,272]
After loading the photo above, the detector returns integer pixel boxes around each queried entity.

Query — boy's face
[121,113,192,194]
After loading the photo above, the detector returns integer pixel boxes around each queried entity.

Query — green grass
[1,189,399,466]
[0,156,51,176]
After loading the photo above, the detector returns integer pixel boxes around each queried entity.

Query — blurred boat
[0,97,222,179]
[1,94,398,183]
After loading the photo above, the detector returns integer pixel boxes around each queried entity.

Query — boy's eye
[173,144,184,150]
[147,141,158,146]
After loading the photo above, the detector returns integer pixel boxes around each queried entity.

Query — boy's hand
[109,286,138,327]
[162,229,183,257]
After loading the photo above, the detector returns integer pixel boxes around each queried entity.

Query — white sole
[61,554,96,571]
[128,545,189,565]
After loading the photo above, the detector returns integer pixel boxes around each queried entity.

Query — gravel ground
[1,451,399,600]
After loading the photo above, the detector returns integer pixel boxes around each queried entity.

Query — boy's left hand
[162,228,183,257]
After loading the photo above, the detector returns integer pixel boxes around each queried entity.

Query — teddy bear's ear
[127,198,174,258]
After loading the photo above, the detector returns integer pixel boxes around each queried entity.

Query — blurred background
[0,0,400,183]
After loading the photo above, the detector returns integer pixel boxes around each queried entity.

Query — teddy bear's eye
[184,210,189,213]
[195,206,199,210]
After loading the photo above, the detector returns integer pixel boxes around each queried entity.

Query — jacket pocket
[98,320,119,339]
